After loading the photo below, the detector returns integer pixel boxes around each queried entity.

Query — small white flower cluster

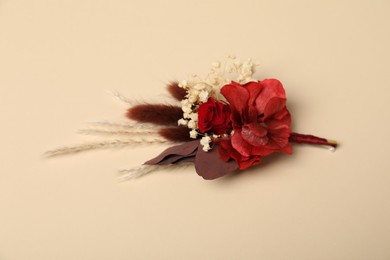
[200,135,212,152]
[178,56,258,151]
[207,55,258,87]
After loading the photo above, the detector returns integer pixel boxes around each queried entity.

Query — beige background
[1,0,390,259]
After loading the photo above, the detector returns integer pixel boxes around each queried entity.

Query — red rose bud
[197,97,233,135]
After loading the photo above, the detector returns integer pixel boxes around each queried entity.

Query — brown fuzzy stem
[289,132,338,148]
[167,81,187,101]
[127,104,182,126]
[158,126,193,142]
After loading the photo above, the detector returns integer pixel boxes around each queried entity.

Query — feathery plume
[127,104,182,126]
[45,137,169,157]
[118,163,192,181]
[167,81,187,101]
[158,126,193,142]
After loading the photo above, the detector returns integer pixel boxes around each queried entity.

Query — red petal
[218,140,232,162]
[241,124,268,146]
[231,130,252,157]
[246,123,267,137]
[255,79,286,117]
[221,82,249,124]
[251,145,275,156]
[266,108,291,130]
[267,127,291,149]
[238,156,262,170]
[245,81,263,106]
[264,97,286,120]
[198,101,214,133]
[279,143,293,154]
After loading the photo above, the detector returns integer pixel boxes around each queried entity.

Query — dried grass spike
[159,126,193,142]
[127,104,182,126]
[45,137,169,157]
[167,81,186,101]
[118,163,193,181]
[77,128,158,136]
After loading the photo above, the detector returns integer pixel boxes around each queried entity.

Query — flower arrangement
[46,56,337,180]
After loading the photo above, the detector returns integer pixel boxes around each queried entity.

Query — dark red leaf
[144,140,199,165]
[195,144,238,180]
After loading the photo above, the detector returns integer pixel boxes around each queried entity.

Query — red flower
[218,79,292,169]
[218,138,262,169]
[197,97,232,135]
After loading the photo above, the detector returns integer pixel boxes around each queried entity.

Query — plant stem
[289,132,338,148]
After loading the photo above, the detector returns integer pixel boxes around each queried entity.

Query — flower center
[241,123,269,146]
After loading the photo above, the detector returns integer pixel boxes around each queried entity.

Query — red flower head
[197,97,232,135]
[218,79,292,169]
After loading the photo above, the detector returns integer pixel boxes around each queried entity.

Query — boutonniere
[47,56,337,180]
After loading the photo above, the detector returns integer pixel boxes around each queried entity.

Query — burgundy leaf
[144,140,199,165]
[195,144,238,180]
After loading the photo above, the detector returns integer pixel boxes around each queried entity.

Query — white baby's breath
[178,56,259,150]
[190,129,198,139]
[189,113,198,121]
[178,80,187,88]
[212,62,221,68]
[202,144,211,152]
[187,120,197,129]
[178,118,188,126]
[200,136,212,152]
[199,90,209,103]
